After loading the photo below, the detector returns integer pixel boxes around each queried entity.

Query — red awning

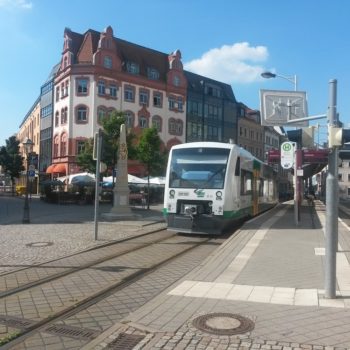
[53,163,66,174]
[46,165,56,174]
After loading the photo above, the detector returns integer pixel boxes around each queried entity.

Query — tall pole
[94,129,102,240]
[325,79,338,299]
[22,156,30,224]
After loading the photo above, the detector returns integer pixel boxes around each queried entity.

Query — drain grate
[0,315,35,330]
[192,312,254,335]
[107,333,145,350]
[44,324,100,340]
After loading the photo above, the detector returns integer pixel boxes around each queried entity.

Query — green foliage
[76,110,137,175]
[0,136,24,187]
[75,138,96,173]
[137,127,167,209]
[0,331,21,346]
[137,127,166,175]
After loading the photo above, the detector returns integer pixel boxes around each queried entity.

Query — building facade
[48,26,187,176]
[184,71,237,143]
[39,64,60,175]
[236,104,264,161]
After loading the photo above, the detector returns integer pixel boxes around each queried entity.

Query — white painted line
[168,280,198,296]
[184,281,213,297]
[204,282,233,299]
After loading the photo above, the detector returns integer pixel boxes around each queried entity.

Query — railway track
[0,228,224,349]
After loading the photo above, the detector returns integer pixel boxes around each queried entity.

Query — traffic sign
[28,170,35,177]
[280,141,295,169]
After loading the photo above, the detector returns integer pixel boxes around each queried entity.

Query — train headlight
[169,189,175,199]
[216,191,222,200]
[208,201,213,207]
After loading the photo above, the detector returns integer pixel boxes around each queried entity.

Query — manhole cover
[26,242,53,247]
[192,313,254,335]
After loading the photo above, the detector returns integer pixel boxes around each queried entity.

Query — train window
[235,157,240,176]
[240,170,252,195]
[169,147,230,189]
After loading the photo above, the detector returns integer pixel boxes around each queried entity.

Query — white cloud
[0,0,33,10]
[184,42,269,84]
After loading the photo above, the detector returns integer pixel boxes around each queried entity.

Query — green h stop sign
[280,142,295,169]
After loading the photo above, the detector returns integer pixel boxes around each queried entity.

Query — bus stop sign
[280,141,295,169]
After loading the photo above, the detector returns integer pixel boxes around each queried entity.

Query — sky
[1,0,349,148]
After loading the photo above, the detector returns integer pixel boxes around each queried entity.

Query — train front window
[169,147,230,189]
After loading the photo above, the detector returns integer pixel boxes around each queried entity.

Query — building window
[77,78,88,95]
[98,81,106,95]
[53,136,59,157]
[152,115,162,132]
[169,97,176,110]
[173,75,180,86]
[109,84,118,98]
[104,56,112,69]
[147,67,159,80]
[77,140,85,154]
[97,107,106,124]
[125,111,135,129]
[139,90,149,106]
[338,174,343,181]
[348,188,350,196]
[153,92,162,107]
[124,85,135,102]
[61,107,67,124]
[126,61,139,74]
[60,134,67,156]
[56,87,60,102]
[55,111,59,127]
[76,105,88,123]
[64,81,69,97]
[169,118,176,134]
[177,97,183,112]
[139,116,148,128]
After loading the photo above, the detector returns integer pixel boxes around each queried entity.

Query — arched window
[169,118,176,134]
[61,108,67,124]
[53,135,59,157]
[176,119,183,135]
[55,111,59,127]
[97,106,107,124]
[104,56,112,69]
[60,133,67,156]
[124,111,135,129]
[139,116,148,128]
[152,115,162,132]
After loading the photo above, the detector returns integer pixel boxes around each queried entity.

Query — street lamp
[22,137,34,224]
[261,71,297,91]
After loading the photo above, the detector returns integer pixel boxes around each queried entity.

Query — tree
[0,136,24,195]
[75,137,95,173]
[75,110,137,182]
[137,127,166,209]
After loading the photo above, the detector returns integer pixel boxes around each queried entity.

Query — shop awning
[46,165,56,174]
[53,163,66,174]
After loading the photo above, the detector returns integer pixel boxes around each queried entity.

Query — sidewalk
[84,201,350,349]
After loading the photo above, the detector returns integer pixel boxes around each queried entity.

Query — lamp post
[261,71,297,91]
[22,137,34,224]
[261,70,299,224]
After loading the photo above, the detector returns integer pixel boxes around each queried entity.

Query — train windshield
[169,147,230,189]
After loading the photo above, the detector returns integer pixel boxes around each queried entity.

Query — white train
[163,142,278,234]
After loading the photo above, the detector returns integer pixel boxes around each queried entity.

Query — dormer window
[104,56,112,69]
[126,62,139,74]
[147,67,159,80]
[173,75,180,87]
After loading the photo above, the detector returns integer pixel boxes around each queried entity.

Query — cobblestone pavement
[0,196,165,274]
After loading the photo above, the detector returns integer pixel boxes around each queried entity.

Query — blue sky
[1,0,349,147]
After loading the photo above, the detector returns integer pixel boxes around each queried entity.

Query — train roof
[171,142,270,167]
[171,142,238,150]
